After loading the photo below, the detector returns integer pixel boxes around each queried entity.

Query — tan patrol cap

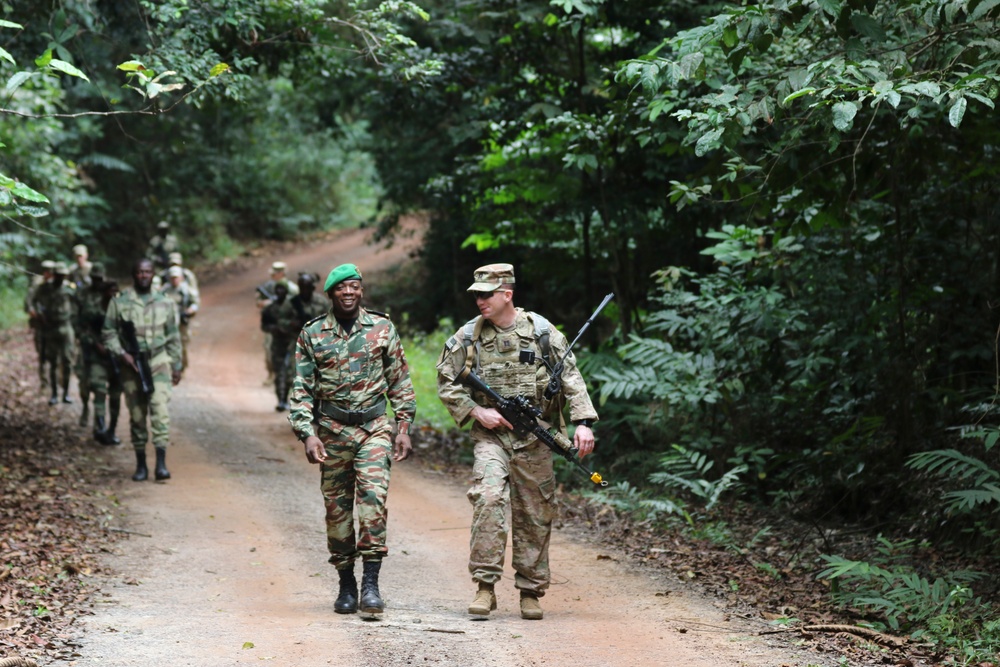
[467,263,515,292]
[157,220,170,230]
[52,262,70,275]
[41,260,56,270]
[168,252,183,265]
[167,266,184,278]
[271,261,287,273]
[72,244,87,256]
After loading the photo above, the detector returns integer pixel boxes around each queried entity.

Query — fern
[78,153,136,172]
[907,449,1000,513]
[648,444,746,510]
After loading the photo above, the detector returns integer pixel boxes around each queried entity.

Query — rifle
[121,320,154,398]
[544,293,615,400]
[256,285,276,302]
[455,369,608,487]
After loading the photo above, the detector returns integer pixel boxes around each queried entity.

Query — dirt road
[74,227,833,666]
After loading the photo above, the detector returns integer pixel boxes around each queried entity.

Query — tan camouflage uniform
[436,308,598,597]
[161,278,199,371]
[287,307,416,568]
[102,287,182,451]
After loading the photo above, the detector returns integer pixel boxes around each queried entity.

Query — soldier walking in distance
[74,262,108,428]
[436,263,598,620]
[25,259,55,388]
[287,263,415,617]
[257,261,299,385]
[69,244,93,289]
[35,262,78,405]
[102,258,183,481]
[161,265,200,372]
[260,280,298,411]
[146,221,179,271]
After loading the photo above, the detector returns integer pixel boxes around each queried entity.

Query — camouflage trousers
[121,352,173,451]
[87,354,122,421]
[43,329,75,390]
[317,418,394,569]
[467,439,555,597]
[180,323,191,372]
[269,338,294,404]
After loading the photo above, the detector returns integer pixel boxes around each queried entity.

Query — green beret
[324,263,362,291]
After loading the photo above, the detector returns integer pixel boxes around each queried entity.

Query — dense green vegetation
[4,0,1000,661]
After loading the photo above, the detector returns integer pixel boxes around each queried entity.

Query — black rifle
[455,369,608,487]
[121,320,154,398]
[256,285,276,301]
[544,293,615,400]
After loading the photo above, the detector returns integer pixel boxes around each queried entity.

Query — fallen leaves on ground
[0,333,123,664]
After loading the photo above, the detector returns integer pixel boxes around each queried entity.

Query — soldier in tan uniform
[25,259,55,387]
[436,263,598,621]
[69,244,93,288]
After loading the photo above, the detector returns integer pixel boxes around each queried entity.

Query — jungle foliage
[3,0,1000,658]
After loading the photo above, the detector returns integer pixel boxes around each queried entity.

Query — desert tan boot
[468,582,497,616]
[520,592,543,620]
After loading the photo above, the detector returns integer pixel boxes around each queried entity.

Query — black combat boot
[79,400,89,427]
[132,450,148,482]
[48,367,58,405]
[154,447,171,481]
[105,407,121,445]
[334,567,358,614]
[359,560,384,614]
[93,415,107,443]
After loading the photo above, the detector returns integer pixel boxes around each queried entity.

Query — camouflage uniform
[161,278,199,371]
[436,307,598,597]
[77,283,122,433]
[102,287,182,451]
[25,266,52,385]
[287,307,416,568]
[69,261,92,289]
[34,274,77,403]
[261,296,300,409]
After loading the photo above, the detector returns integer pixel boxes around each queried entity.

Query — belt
[318,397,386,425]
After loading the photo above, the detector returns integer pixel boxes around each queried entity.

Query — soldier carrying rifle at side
[102,258,183,482]
[436,263,600,621]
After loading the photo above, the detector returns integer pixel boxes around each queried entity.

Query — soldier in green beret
[287,263,416,617]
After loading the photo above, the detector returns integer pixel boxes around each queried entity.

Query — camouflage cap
[90,261,106,277]
[167,266,184,278]
[324,263,362,291]
[467,263,515,292]
[168,252,183,265]
[271,261,287,274]
[72,244,88,256]
[157,220,170,230]
[41,260,56,270]
[52,262,70,275]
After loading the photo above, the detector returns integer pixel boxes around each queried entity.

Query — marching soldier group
[257,261,327,411]
[24,221,200,481]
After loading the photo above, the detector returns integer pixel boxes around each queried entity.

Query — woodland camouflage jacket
[288,307,416,441]
[101,287,182,372]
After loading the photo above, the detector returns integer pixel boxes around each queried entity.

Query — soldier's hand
[573,425,595,458]
[171,369,182,386]
[470,406,514,431]
[392,433,412,462]
[303,435,328,464]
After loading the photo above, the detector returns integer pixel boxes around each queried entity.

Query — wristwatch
[573,419,594,428]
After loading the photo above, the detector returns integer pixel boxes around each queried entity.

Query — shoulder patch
[366,309,389,319]
[304,313,325,328]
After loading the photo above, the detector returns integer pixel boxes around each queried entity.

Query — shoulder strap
[529,311,552,367]
[462,316,484,377]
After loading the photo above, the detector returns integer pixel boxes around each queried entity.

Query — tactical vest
[461,312,555,411]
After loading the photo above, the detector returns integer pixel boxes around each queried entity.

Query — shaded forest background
[2,0,1000,662]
